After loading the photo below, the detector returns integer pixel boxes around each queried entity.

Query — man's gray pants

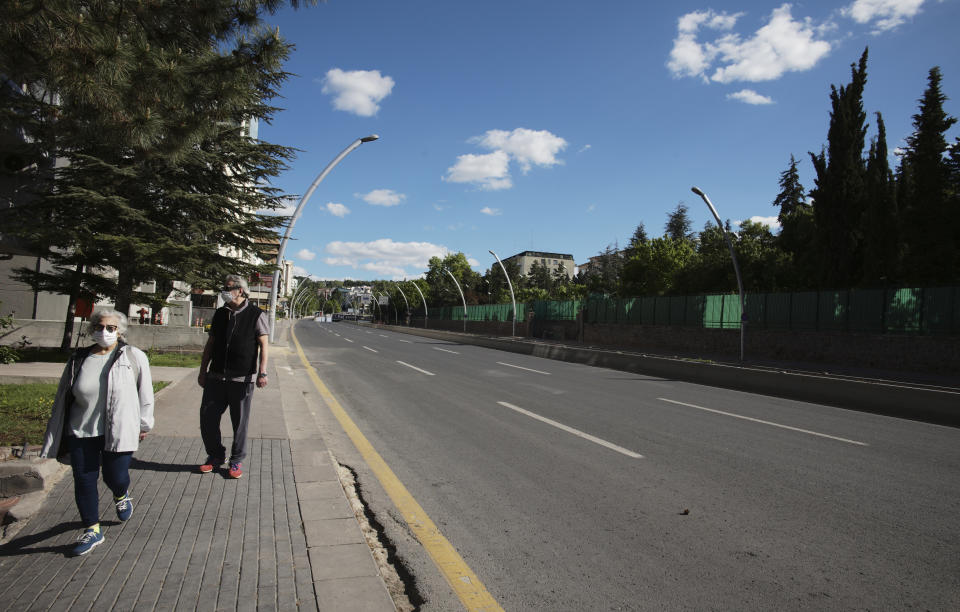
[200,379,254,464]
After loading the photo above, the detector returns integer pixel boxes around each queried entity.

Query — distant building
[503,251,575,280]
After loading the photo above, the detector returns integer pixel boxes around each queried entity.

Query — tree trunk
[59,263,83,350]
[114,265,135,317]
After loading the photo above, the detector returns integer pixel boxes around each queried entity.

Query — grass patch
[0,381,170,446]
[11,347,201,368]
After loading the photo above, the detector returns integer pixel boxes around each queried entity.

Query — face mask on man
[92,329,118,348]
[221,290,237,304]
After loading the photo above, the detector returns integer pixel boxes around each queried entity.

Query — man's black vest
[210,304,261,377]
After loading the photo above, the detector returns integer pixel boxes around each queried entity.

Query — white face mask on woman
[92,329,118,348]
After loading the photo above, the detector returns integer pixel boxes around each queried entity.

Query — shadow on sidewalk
[0,522,77,557]
[130,458,197,473]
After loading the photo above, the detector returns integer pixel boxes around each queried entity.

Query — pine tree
[809,48,870,288]
[665,203,694,242]
[772,155,816,288]
[898,66,958,284]
[773,155,805,222]
[0,1,307,341]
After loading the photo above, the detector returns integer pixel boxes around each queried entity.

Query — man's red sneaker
[228,462,243,479]
[199,457,223,473]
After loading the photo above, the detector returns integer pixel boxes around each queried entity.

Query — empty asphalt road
[289,319,960,611]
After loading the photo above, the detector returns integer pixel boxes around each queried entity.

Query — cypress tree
[861,113,899,285]
[898,67,958,284]
[809,48,869,288]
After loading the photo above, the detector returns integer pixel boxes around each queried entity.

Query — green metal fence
[581,287,959,334]
[428,302,524,322]
[426,287,958,334]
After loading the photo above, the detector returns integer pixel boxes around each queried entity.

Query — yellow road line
[291,328,503,612]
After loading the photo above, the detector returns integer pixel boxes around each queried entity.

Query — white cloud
[578,144,592,153]
[326,202,350,217]
[745,215,782,230]
[321,68,395,117]
[843,0,925,32]
[728,89,775,105]
[586,204,597,212]
[467,257,480,268]
[324,239,450,279]
[357,189,406,207]
[297,248,316,261]
[443,150,512,190]
[292,265,310,277]
[668,5,831,84]
[480,207,502,216]
[471,128,568,173]
[444,128,567,190]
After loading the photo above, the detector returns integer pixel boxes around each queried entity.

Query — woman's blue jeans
[68,436,133,528]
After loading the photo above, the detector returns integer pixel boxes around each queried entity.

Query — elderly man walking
[197,274,269,479]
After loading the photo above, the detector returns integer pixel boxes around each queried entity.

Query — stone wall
[3,319,209,350]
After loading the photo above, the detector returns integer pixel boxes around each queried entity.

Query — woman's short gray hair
[89,309,129,336]
[225,274,250,297]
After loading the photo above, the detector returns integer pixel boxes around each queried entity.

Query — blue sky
[258,0,960,281]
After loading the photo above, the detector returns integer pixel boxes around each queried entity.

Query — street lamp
[267,134,380,341]
[444,268,468,333]
[691,186,746,361]
[407,279,428,329]
[489,250,517,337]
[393,282,411,326]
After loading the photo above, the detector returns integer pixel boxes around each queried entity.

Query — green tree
[0,1,308,345]
[809,48,870,287]
[773,156,816,288]
[897,66,958,284]
[665,203,695,242]
[861,113,900,285]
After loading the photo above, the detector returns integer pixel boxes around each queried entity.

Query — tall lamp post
[691,186,746,361]
[489,250,517,337]
[407,280,428,329]
[444,268,468,333]
[267,134,379,341]
[393,282,411,326]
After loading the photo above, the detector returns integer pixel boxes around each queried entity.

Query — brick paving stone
[0,342,396,612]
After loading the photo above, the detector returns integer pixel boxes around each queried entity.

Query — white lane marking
[497,402,642,459]
[398,339,412,343]
[496,361,551,376]
[344,338,354,343]
[379,334,388,338]
[334,333,341,337]
[366,331,373,334]
[363,346,378,353]
[657,398,869,446]
[434,347,460,354]
[397,361,435,376]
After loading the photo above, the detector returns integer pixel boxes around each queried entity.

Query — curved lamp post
[488,250,517,337]
[393,282,411,326]
[444,268,468,333]
[267,134,379,341]
[691,186,746,361]
[289,276,315,320]
[407,279,428,329]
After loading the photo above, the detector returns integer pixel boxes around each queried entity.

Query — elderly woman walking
[40,309,154,556]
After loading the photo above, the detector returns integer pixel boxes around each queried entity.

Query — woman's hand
[139,431,149,441]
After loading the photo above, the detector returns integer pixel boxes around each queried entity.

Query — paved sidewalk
[0,333,397,611]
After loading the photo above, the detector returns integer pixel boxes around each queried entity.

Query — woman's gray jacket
[40,342,154,458]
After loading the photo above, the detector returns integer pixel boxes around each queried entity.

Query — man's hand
[197,371,206,388]
[139,431,149,441]
[256,373,268,389]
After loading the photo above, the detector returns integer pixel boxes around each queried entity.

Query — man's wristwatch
[257,372,268,378]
